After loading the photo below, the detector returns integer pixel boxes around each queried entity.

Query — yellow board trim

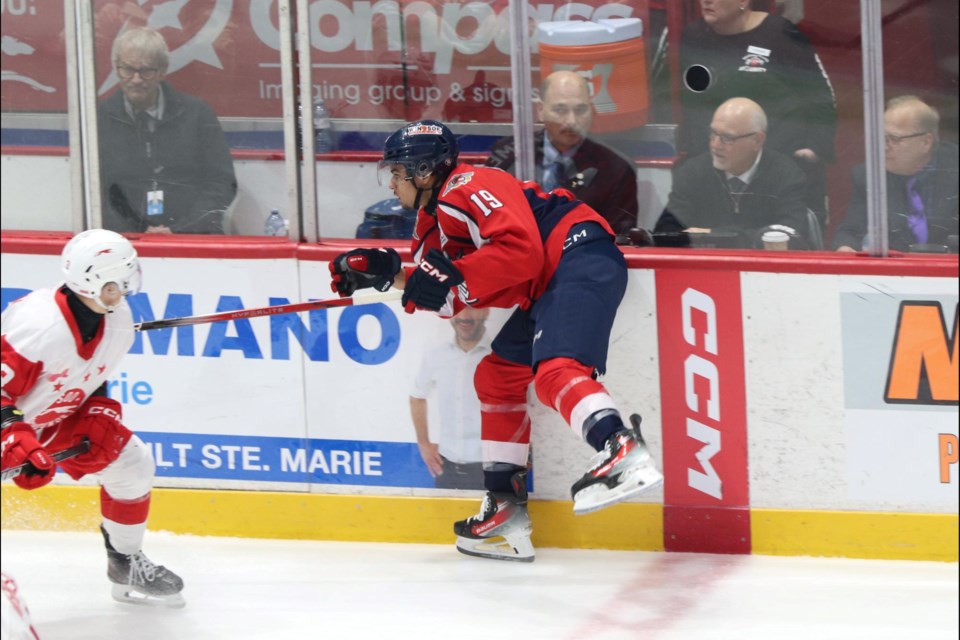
[3,487,956,561]
[751,508,959,562]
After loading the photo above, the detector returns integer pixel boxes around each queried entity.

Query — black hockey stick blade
[1,437,91,482]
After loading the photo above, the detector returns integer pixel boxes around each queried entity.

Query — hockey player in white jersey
[1,572,39,640]
[0,229,184,608]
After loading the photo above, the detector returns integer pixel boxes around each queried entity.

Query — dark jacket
[679,14,837,163]
[655,148,810,248]
[832,142,959,251]
[98,82,237,234]
[485,130,639,234]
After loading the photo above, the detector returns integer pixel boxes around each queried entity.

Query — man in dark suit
[655,97,810,248]
[485,70,639,234]
[833,95,959,252]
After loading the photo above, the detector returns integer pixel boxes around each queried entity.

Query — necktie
[138,112,155,159]
[542,159,565,192]
[137,111,153,133]
[728,177,747,194]
[906,176,928,244]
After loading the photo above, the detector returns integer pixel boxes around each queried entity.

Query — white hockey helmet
[61,229,142,303]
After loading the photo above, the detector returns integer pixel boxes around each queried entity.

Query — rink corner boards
[2,486,957,563]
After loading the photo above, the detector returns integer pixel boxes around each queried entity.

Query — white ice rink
[1,529,957,640]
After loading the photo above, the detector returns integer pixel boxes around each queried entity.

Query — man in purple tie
[833,96,959,252]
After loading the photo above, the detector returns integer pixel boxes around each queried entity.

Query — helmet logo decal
[442,171,474,196]
[95,249,113,256]
[405,123,445,136]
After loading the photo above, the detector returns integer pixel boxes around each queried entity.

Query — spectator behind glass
[98,27,237,234]
[833,96,959,253]
[409,307,492,491]
[486,70,639,234]
[680,0,836,223]
[654,97,810,248]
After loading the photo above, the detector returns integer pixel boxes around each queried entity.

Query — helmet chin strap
[423,188,441,215]
[415,170,450,215]
[410,174,440,215]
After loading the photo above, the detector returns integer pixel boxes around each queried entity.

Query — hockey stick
[1,437,91,482]
[134,289,403,332]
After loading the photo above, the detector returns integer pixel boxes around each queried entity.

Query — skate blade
[573,466,664,516]
[455,536,535,563]
[111,584,186,608]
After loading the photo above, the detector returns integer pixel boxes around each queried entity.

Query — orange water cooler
[537,18,648,133]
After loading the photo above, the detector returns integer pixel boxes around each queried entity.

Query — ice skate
[107,548,185,607]
[453,471,534,562]
[103,526,185,608]
[572,414,663,515]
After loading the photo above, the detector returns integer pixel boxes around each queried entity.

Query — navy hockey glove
[329,248,401,297]
[402,249,464,313]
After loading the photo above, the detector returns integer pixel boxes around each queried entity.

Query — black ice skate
[453,471,534,562]
[571,414,663,515]
[103,527,185,608]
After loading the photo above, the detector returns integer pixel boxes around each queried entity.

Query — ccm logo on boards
[681,288,722,500]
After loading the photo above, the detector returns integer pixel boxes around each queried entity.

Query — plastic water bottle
[264,208,287,237]
[312,98,335,153]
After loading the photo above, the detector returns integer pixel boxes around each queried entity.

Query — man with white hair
[833,95,959,252]
[654,97,810,248]
[98,26,236,234]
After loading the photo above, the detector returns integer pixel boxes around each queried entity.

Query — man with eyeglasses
[485,70,639,234]
[833,95,959,253]
[98,27,236,235]
[654,97,810,248]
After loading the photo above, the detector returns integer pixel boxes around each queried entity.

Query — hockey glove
[402,249,464,313]
[329,248,401,297]
[1,423,56,490]
[65,396,134,478]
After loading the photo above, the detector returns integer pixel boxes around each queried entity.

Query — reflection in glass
[97,26,237,235]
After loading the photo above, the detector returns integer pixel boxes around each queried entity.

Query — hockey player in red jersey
[0,229,184,607]
[330,120,663,562]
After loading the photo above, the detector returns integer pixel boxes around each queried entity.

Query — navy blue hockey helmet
[377,120,459,185]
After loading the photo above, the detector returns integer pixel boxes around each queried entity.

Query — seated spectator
[833,95,959,252]
[99,27,237,234]
[486,70,639,234]
[654,97,810,248]
[679,0,836,222]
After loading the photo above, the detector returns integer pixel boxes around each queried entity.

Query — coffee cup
[762,230,790,251]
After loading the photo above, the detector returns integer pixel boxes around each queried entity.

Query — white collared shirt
[725,148,764,186]
[124,86,166,129]
[410,334,491,464]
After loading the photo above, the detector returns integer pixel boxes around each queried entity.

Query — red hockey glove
[65,396,133,477]
[329,248,401,297]
[1,423,56,490]
[402,249,464,313]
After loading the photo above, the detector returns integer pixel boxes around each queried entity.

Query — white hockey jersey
[1,287,134,445]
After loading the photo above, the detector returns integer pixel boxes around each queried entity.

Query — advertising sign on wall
[1,0,640,121]
[655,269,750,554]
[840,282,959,509]
[0,252,457,491]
